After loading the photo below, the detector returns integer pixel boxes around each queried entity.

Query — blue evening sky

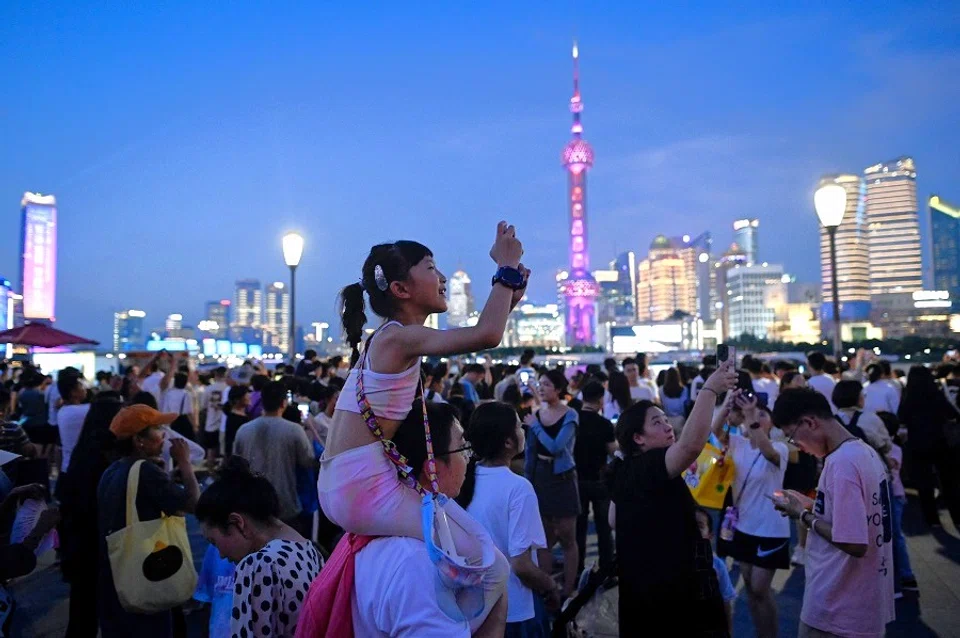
[2,2,958,343]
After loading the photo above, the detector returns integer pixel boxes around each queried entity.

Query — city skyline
[2,4,958,345]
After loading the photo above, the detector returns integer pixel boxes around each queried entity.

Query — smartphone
[717,344,735,368]
[297,402,310,420]
[519,370,531,386]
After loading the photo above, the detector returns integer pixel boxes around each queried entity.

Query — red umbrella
[0,324,99,348]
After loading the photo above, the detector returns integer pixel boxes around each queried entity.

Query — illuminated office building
[204,300,231,339]
[503,303,565,349]
[447,270,475,328]
[864,157,922,295]
[114,309,146,351]
[732,219,759,265]
[233,279,263,329]
[637,235,696,322]
[714,243,748,341]
[930,195,960,304]
[818,174,871,321]
[725,264,786,340]
[264,281,291,352]
[19,192,58,322]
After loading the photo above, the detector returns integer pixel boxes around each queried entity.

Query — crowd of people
[0,222,959,636]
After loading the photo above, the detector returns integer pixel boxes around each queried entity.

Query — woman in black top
[898,365,960,528]
[608,359,736,636]
[223,385,251,457]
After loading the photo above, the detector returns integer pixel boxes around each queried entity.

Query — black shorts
[201,430,221,451]
[23,424,59,446]
[717,529,790,570]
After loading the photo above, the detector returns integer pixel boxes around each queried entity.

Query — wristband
[800,510,815,529]
[700,387,718,397]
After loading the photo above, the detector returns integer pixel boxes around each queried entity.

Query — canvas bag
[682,441,736,509]
[105,459,197,613]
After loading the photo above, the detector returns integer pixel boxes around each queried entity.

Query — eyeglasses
[437,444,473,460]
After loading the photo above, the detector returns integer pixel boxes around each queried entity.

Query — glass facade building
[930,195,960,304]
[864,157,923,295]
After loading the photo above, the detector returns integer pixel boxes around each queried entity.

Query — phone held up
[716,343,736,368]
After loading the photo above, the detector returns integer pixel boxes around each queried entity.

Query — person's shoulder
[358,537,430,580]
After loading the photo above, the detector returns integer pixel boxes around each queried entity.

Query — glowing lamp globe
[814,184,846,229]
[283,232,304,267]
[562,139,595,173]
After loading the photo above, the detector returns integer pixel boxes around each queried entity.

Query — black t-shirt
[608,448,727,635]
[97,457,189,539]
[574,409,615,481]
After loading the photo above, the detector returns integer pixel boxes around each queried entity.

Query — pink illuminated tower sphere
[560,41,598,347]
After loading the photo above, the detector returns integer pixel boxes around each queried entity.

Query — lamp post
[815,183,847,362]
[282,232,304,364]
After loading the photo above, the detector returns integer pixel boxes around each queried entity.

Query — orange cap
[109,404,179,439]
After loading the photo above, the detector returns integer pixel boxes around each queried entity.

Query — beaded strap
[355,324,440,497]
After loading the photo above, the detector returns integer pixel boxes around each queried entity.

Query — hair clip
[374,264,389,291]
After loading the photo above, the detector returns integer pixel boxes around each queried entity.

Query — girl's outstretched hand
[490,221,523,268]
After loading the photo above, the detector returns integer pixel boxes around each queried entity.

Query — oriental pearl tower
[560,41,599,347]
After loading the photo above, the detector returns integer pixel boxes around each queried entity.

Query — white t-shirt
[45,383,61,426]
[807,374,837,413]
[751,376,779,407]
[629,379,657,403]
[466,465,547,622]
[352,537,471,637]
[57,403,90,472]
[862,381,899,415]
[728,434,790,538]
[202,381,228,433]
[160,387,193,416]
[801,439,895,636]
[141,371,165,406]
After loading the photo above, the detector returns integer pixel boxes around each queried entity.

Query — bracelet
[800,510,815,530]
[700,387,718,397]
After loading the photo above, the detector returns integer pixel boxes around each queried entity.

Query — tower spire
[570,40,583,137]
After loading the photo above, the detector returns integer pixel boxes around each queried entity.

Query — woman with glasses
[457,402,560,637]
[524,369,580,600]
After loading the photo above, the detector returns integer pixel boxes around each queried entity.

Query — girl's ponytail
[455,457,479,509]
[339,282,367,366]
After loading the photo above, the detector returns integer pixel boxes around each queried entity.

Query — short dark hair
[57,370,83,400]
[806,351,826,371]
[615,400,658,455]
[823,360,839,375]
[781,370,803,387]
[832,380,862,410]
[304,349,317,360]
[702,354,717,367]
[227,385,249,406]
[131,391,158,410]
[581,380,606,403]
[250,374,269,392]
[195,457,280,529]
[622,357,637,368]
[744,357,763,374]
[392,400,459,479]
[464,363,485,376]
[520,349,536,365]
[773,360,795,373]
[261,381,288,412]
[174,372,188,390]
[214,366,227,378]
[772,388,833,429]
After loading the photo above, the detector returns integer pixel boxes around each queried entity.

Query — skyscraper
[233,279,263,329]
[818,174,871,321]
[864,157,923,295]
[725,264,786,340]
[559,42,599,346]
[446,269,475,328]
[612,251,637,320]
[732,219,759,265]
[636,236,697,321]
[930,195,960,302]
[113,309,146,351]
[205,300,231,339]
[19,192,57,322]
[714,243,748,341]
[264,281,291,352]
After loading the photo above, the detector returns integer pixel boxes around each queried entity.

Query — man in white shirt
[805,352,837,413]
[744,356,779,407]
[201,366,229,461]
[863,363,900,415]
[623,357,658,404]
[689,355,716,402]
[55,372,90,473]
[139,352,176,406]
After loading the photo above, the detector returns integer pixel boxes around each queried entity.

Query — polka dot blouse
[230,539,322,638]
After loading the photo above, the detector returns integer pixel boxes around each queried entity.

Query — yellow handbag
[682,442,736,509]
[106,460,198,614]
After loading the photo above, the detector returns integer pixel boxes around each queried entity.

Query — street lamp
[282,232,304,363]
[815,183,847,361]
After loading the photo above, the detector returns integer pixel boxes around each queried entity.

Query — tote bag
[105,460,197,613]
[682,442,736,509]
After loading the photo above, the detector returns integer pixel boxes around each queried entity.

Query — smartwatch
[492,266,526,291]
